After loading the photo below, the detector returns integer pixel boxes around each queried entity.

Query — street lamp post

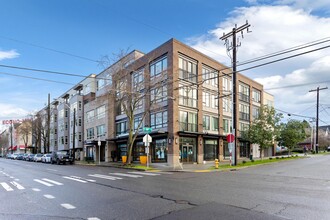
[72,108,76,163]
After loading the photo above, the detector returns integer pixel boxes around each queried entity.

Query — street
[0,155,330,220]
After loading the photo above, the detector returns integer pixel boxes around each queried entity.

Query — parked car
[11,153,19,160]
[51,151,73,165]
[16,153,24,160]
[327,146,330,152]
[6,154,12,159]
[22,153,29,161]
[26,154,35,161]
[34,154,43,162]
[41,154,52,163]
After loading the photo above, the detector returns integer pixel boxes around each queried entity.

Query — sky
[1,0,330,132]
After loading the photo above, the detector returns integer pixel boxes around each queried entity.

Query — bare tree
[105,50,170,164]
[17,120,32,153]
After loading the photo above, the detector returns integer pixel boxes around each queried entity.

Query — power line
[0,35,99,63]
[0,72,74,85]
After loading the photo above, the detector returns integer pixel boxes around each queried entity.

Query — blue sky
[1,0,330,131]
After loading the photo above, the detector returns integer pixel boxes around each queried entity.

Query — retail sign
[2,119,30,125]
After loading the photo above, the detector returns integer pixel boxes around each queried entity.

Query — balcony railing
[239,93,250,103]
[179,122,198,132]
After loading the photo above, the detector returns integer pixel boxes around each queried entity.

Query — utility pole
[220,21,251,166]
[10,120,13,154]
[47,93,50,153]
[309,86,328,153]
[72,108,76,163]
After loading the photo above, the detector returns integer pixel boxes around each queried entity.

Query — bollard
[215,159,219,169]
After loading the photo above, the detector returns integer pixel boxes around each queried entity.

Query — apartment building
[43,38,273,167]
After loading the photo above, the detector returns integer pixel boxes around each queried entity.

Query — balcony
[179,122,198,132]
[239,93,250,103]
[239,112,250,121]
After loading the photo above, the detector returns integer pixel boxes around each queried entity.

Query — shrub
[269,157,273,160]
[242,160,246,164]
[281,156,285,159]
[276,157,279,159]
[251,159,255,162]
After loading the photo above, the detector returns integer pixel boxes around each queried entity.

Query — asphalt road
[0,154,329,220]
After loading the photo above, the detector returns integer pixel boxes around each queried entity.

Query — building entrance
[179,137,196,163]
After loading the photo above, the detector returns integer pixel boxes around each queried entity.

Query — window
[211,94,218,109]
[116,102,125,115]
[179,111,197,132]
[223,98,230,113]
[150,56,167,78]
[202,66,218,86]
[212,116,219,131]
[239,104,250,121]
[65,136,68,144]
[150,111,167,129]
[179,56,197,83]
[223,118,232,133]
[78,117,82,126]
[86,110,95,123]
[96,124,106,137]
[86,128,94,139]
[96,105,105,119]
[59,109,64,119]
[222,77,232,92]
[132,68,144,91]
[78,101,82,110]
[239,83,250,103]
[134,116,143,131]
[203,115,210,130]
[179,86,197,108]
[60,136,64,145]
[239,122,249,132]
[65,122,68,130]
[252,90,261,103]
[150,85,167,103]
[78,132,82,142]
[252,106,260,119]
[116,121,127,136]
[97,79,105,91]
[202,92,210,107]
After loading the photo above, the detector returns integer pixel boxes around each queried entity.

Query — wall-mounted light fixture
[175,138,178,144]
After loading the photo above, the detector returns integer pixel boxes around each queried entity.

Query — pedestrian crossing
[1,171,172,191]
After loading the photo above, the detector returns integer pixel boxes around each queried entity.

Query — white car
[34,154,43,162]
[41,154,52,163]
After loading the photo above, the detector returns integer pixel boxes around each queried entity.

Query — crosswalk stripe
[128,171,161,176]
[32,188,41,192]
[42,178,63,185]
[44,194,55,199]
[34,179,53,187]
[63,176,87,183]
[1,182,13,191]
[61,203,76,209]
[10,181,25,190]
[88,174,122,180]
[71,176,96,182]
[110,173,143,178]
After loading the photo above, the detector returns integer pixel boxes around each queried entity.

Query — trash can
[250,155,253,160]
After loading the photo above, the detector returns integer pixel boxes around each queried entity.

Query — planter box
[140,155,147,165]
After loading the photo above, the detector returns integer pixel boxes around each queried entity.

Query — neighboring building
[40,38,274,166]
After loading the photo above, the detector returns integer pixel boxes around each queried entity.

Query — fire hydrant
[215,159,219,169]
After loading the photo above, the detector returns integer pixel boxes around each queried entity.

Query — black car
[51,151,73,165]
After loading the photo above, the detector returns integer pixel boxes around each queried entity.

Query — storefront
[203,139,218,161]
[223,140,230,160]
[179,137,197,163]
[239,141,250,158]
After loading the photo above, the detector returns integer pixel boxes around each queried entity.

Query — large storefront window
[204,139,218,161]
[118,143,127,161]
[152,139,167,162]
[179,137,197,163]
[133,142,145,161]
[239,141,250,158]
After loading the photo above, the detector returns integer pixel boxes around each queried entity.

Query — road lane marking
[10,181,25,190]
[46,169,58,172]
[1,182,13,191]
[44,194,55,199]
[88,174,122,180]
[14,179,19,181]
[110,173,143,178]
[61,203,76,209]
[71,176,96,182]
[42,178,63,185]
[128,171,161,176]
[9,176,14,178]
[88,218,101,220]
[34,179,53,187]
[32,188,41,192]
[63,176,87,183]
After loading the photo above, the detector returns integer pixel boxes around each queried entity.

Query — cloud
[0,103,29,120]
[187,5,330,123]
[0,49,19,61]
